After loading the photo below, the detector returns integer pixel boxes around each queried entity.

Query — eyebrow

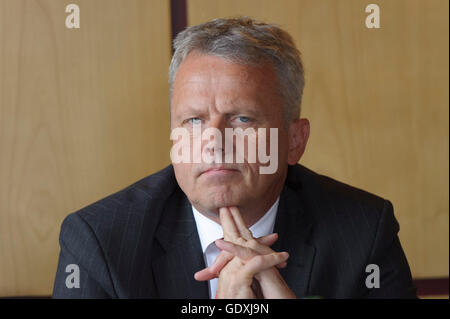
[173,104,207,119]
[175,106,261,118]
[173,97,265,118]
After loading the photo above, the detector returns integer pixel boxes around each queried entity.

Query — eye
[236,116,251,123]
[186,117,202,125]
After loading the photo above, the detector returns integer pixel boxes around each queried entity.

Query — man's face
[170,52,297,218]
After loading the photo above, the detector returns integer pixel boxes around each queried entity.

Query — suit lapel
[152,190,209,298]
[272,173,316,298]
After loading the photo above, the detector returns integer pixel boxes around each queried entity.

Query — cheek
[277,138,289,162]
[173,163,194,191]
[242,162,259,182]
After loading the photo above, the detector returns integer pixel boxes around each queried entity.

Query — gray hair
[169,16,305,124]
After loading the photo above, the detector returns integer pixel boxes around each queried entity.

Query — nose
[208,115,226,132]
[203,116,226,161]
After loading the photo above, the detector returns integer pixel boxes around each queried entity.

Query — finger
[194,251,234,281]
[207,251,234,277]
[253,234,286,268]
[194,267,214,281]
[219,207,240,241]
[277,261,288,269]
[228,206,253,240]
[215,239,256,261]
[256,233,278,247]
[217,237,287,269]
[241,252,289,279]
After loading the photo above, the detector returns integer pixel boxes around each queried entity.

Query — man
[53,17,416,298]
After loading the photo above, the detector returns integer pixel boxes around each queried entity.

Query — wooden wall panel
[188,0,449,278]
[0,0,171,296]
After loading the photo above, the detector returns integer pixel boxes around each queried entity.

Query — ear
[287,118,310,165]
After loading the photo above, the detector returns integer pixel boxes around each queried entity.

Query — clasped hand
[194,207,296,299]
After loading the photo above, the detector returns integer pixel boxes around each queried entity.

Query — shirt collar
[192,197,280,253]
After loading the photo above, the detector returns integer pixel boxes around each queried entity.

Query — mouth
[200,166,240,177]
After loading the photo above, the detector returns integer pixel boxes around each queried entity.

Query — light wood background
[0,0,448,297]
[0,0,171,296]
[188,0,449,279]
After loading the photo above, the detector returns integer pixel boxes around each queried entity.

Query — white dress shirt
[192,197,280,298]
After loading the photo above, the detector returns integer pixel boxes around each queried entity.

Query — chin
[199,190,241,212]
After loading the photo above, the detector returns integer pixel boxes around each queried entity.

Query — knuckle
[247,239,259,250]
[253,255,265,266]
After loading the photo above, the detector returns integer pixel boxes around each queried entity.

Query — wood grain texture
[188,0,449,278]
[0,0,171,296]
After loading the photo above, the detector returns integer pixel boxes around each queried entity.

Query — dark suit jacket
[52,164,416,298]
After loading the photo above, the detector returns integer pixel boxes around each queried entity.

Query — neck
[238,194,281,228]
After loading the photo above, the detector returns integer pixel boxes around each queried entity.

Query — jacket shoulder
[288,164,396,253]
[55,165,178,297]
[68,165,177,224]
[58,164,179,267]
[288,165,413,298]
[289,164,388,213]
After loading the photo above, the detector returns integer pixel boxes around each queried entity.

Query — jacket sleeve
[364,200,417,298]
[52,212,116,298]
